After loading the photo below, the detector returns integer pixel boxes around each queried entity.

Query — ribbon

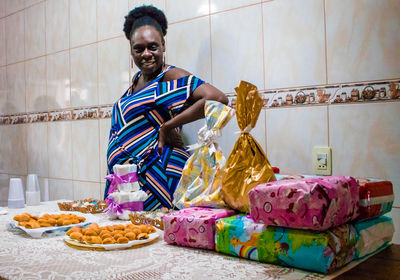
[186,125,222,153]
[234,124,253,135]
[105,172,139,195]
[104,197,144,215]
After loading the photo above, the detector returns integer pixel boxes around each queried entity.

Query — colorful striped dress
[105,66,205,211]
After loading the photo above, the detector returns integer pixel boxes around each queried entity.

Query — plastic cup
[8,178,25,208]
[27,174,39,192]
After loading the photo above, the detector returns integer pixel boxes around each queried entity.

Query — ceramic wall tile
[98,37,130,105]
[97,0,128,41]
[181,118,203,147]
[263,0,326,89]
[386,209,400,244]
[26,122,48,177]
[326,0,400,83]
[217,109,266,159]
[0,125,9,174]
[0,66,6,114]
[25,56,47,112]
[0,18,5,66]
[129,0,165,11]
[46,0,69,53]
[210,0,260,13]
[70,44,98,107]
[0,0,5,18]
[24,2,45,59]
[99,118,110,183]
[167,16,211,82]
[6,62,25,114]
[71,119,100,182]
[46,50,71,110]
[25,0,42,8]
[329,102,400,206]
[165,0,208,23]
[69,0,96,48]
[266,105,329,174]
[5,0,24,15]
[49,178,73,200]
[211,5,263,93]
[73,181,101,200]
[48,121,72,180]
[5,11,24,64]
[7,124,27,175]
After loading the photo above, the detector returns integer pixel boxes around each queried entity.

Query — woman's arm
[158,69,228,154]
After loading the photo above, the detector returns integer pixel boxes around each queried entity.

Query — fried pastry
[70,232,83,241]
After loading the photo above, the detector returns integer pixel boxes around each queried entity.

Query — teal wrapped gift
[215,215,357,274]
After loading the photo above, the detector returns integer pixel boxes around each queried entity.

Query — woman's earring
[163,52,166,68]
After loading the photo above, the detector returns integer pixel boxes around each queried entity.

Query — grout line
[323,0,328,84]
[327,105,330,146]
[260,2,266,90]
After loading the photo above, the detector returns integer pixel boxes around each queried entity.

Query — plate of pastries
[64,222,160,250]
[11,212,98,238]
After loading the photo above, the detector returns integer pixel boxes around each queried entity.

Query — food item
[58,198,108,214]
[13,213,86,228]
[68,223,156,244]
[128,208,175,230]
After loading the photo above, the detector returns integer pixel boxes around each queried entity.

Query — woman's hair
[123,5,168,41]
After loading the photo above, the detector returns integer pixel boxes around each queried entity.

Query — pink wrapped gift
[249,176,359,230]
[163,207,235,249]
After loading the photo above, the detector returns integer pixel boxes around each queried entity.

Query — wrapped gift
[353,216,394,259]
[163,207,235,250]
[249,176,359,230]
[356,178,394,220]
[105,163,147,220]
[173,100,235,209]
[221,81,276,213]
[215,215,356,274]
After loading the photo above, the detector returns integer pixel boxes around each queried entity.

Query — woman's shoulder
[163,66,192,81]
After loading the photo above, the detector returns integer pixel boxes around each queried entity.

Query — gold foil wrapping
[221,81,276,213]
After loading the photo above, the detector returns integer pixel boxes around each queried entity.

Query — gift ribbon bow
[104,197,144,215]
[186,125,222,154]
[105,172,139,195]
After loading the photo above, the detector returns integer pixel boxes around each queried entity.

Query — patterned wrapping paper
[215,215,357,274]
[353,216,394,259]
[356,179,394,220]
[163,207,235,250]
[173,100,235,209]
[249,176,359,230]
[221,81,276,213]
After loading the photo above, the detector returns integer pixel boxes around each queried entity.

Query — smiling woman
[104,6,228,211]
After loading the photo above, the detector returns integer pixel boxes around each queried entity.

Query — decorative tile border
[1,80,399,125]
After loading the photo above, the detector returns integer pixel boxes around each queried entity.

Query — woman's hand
[158,125,184,155]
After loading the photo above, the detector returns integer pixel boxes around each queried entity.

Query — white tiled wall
[0,0,399,244]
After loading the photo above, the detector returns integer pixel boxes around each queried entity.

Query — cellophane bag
[173,100,235,209]
[221,81,276,213]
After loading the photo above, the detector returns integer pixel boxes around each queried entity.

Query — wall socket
[313,146,332,175]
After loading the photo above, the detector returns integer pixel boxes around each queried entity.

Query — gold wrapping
[221,81,276,213]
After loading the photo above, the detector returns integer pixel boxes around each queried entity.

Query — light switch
[313,146,332,175]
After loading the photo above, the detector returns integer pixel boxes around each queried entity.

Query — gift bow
[186,125,222,154]
[105,172,138,195]
[104,197,143,215]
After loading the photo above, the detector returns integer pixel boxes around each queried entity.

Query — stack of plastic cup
[8,178,25,208]
[26,174,41,206]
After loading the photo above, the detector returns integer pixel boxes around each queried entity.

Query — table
[0,201,393,280]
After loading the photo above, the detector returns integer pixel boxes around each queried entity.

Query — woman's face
[130,25,165,76]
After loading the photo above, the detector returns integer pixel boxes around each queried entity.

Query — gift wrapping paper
[221,81,276,213]
[173,100,235,209]
[163,207,235,250]
[215,215,356,274]
[249,176,359,230]
[353,215,394,259]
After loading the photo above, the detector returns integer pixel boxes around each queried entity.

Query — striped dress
[105,66,205,211]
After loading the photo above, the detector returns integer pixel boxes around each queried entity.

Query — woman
[105,6,228,211]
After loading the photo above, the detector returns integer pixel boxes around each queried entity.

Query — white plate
[64,229,162,250]
[8,211,99,238]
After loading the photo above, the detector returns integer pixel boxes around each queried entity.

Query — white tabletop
[0,201,335,280]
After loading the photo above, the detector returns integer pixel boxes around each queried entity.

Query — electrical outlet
[313,146,332,175]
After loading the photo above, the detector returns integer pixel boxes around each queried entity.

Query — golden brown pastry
[25,220,40,229]
[125,232,136,241]
[70,232,83,241]
[137,233,149,240]
[102,237,115,244]
[117,236,129,243]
